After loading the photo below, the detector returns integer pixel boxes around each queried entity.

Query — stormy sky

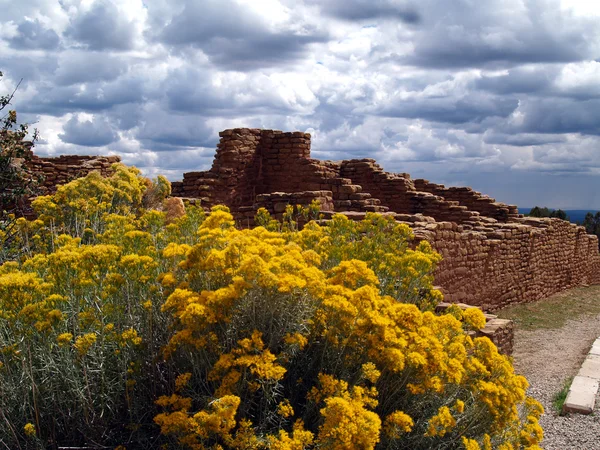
[1,0,600,209]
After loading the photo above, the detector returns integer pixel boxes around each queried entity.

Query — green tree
[528,206,551,217]
[582,211,600,249]
[527,206,568,221]
[550,209,568,220]
[0,71,39,255]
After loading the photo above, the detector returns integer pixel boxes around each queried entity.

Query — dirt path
[512,312,600,449]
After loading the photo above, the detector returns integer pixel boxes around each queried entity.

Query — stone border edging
[563,337,600,414]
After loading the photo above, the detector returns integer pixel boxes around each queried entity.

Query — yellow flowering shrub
[0,167,543,449]
[153,207,542,450]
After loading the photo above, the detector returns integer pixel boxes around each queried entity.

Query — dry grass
[497,285,600,331]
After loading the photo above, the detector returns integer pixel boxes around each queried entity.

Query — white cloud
[1,0,600,208]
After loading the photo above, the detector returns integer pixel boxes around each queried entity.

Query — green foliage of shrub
[0,71,40,259]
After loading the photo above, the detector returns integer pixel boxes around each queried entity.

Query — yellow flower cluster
[0,166,543,449]
[23,422,36,437]
[426,406,456,437]
[0,166,182,446]
[120,328,142,346]
[154,207,543,450]
[74,332,97,356]
[384,411,414,438]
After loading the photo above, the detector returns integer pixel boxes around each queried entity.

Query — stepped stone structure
[171,128,600,313]
[12,128,600,354]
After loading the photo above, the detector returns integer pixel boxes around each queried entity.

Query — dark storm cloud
[65,0,136,51]
[158,0,328,70]
[309,100,362,133]
[109,103,144,131]
[300,82,378,134]
[136,112,216,151]
[23,76,144,115]
[484,132,567,147]
[532,146,596,166]
[375,92,519,124]
[54,52,128,86]
[309,0,420,23]
[59,114,120,147]
[475,67,558,95]
[164,68,237,114]
[508,98,600,135]
[0,55,59,86]
[201,35,328,71]
[401,0,595,68]
[8,18,60,50]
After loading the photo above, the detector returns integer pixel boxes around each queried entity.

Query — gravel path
[512,312,600,450]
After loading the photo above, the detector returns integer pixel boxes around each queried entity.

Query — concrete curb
[563,337,600,415]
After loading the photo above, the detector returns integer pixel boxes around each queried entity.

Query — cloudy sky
[1,0,600,209]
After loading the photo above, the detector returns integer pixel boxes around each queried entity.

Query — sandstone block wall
[14,129,600,317]
[234,190,335,228]
[415,218,600,311]
[340,160,483,225]
[6,150,121,217]
[413,179,519,222]
[27,154,120,194]
[172,128,600,312]
[171,129,389,217]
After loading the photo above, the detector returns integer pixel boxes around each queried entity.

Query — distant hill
[520,208,600,224]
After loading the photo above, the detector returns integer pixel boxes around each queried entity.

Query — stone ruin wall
[18,129,600,313]
[172,128,600,313]
[16,128,600,354]
[8,141,121,216]
[27,153,120,195]
[416,217,600,310]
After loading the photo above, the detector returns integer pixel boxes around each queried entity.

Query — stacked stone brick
[416,218,600,311]
[172,128,600,316]
[14,128,600,355]
[6,151,121,217]
[413,179,519,222]
[236,191,335,226]
[27,154,120,194]
[171,129,389,218]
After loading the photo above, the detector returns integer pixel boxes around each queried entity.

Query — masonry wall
[340,160,484,224]
[27,154,120,194]
[413,179,519,222]
[413,218,600,311]
[6,152,121,217]
[171,129,389,217]
[171,128,600,312]
[16,128,600,316]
